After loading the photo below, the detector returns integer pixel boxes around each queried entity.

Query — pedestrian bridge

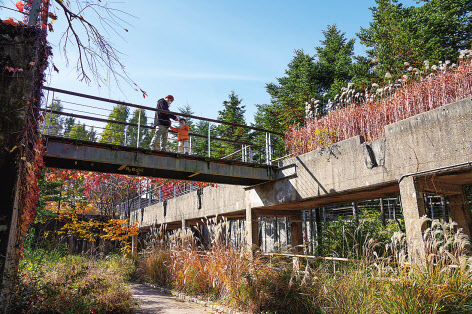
[43,135,276,185]
[41,87,284,185]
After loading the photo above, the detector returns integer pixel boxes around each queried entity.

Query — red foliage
[286,60,472,156]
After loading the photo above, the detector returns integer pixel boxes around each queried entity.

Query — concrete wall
[132,97,472,229]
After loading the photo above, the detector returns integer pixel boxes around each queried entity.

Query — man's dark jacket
[153,98,177,127]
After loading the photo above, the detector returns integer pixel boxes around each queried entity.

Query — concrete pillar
[399,176,427,266]
[291,212,303,254]
[440,195,449,222]
[181,219,188,229]
[380,198,386,226]
[448,187,472,237]
[352,202,358,221]
[131,234,138,255]
[245,202,259,253]
[315,207,323,256]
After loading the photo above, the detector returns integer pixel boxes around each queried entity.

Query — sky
[6,0,418,126]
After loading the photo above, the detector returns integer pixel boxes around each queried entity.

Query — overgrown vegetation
[137,218,472,313]
[286,56,472,155]
[4,231,136,314]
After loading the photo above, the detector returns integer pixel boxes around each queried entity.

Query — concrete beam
[416,179,463,195]
[399,176,427,266]
[44,138,274,186]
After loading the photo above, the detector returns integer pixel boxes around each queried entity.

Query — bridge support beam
[291,212,303,254]
[399,177,427,266]
[245,199,259,253]
[448,187,472,237]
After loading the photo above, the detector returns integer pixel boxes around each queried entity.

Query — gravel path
[130,282,215,314]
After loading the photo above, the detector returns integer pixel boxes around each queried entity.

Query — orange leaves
[16,1,23,12]
[2,18,20,26]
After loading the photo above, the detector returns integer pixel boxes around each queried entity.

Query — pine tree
[215,91,249,158]
[69,123,96,141]
[63,116,76,138]
[99,104,129,145]
[44,100,64,136]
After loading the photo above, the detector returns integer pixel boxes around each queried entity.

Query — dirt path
[130,282,216,314]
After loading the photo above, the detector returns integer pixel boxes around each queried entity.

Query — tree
[69,123,96,141]
[265,25,357,132]
[314,24,355,99]
[63,116,76,138]
[99,104,129,145]
[357,0,472,78]
[215,91,249,158]
[191,120,218,158]
[266,50,318,130]
[43,100,64,136]
[127,109,148,148]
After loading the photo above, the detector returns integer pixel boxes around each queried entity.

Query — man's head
[165,95,174,104]
[179,118,186,126]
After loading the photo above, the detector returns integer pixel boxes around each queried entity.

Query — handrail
[42,86,284,136]
[40,109,252,146]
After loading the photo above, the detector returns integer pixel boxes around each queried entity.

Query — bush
[6,249,136,313]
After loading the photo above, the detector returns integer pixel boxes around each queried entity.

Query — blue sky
[6,0,417,125]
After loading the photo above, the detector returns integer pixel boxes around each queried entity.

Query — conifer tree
[99,104,129,145]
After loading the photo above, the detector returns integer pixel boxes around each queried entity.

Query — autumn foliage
[286,59,472,156]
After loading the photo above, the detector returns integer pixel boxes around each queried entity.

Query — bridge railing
[40,86,284,165]
[116,181,203,218]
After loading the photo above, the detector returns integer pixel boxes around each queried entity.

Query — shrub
[287,59,472,156]
[6,250,136,313]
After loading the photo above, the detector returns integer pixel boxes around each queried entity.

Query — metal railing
[117,182,202,217]
[41,86,283,165]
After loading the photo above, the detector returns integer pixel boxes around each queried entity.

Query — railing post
[208,122,211,158]
[41,90,50,134]
[137,109,141,148]
[148,192,151,206]
[189,136,192,155]
[190,183,193,192]
[248,146,253,163]
[265,132,269,165]
[174,186,177,198]
[268,133,272,165]
[159,187,162,203]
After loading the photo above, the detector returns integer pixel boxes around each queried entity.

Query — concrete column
[131,234,138,255]
[181,219,188,229]
[380,198,386,226]
[245,198,259,252]
[291,212,303,254]
[399,176,427,266]
[448,187,472,237]
[352,202,358,221]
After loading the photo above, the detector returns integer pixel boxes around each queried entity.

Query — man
[150,95,178,151]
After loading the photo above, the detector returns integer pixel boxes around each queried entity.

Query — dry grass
[286,58,472,155]
[138,219,472,313]
[7,252,136,314]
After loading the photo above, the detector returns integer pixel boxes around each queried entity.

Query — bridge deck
[43,136,275,185]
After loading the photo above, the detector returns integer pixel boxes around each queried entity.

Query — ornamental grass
[286,58,472,156]
[139,218,472,313]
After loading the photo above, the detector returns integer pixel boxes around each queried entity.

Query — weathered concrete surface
[132,98,472,263]
[43,136,274,185]
[134,97,472,227]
